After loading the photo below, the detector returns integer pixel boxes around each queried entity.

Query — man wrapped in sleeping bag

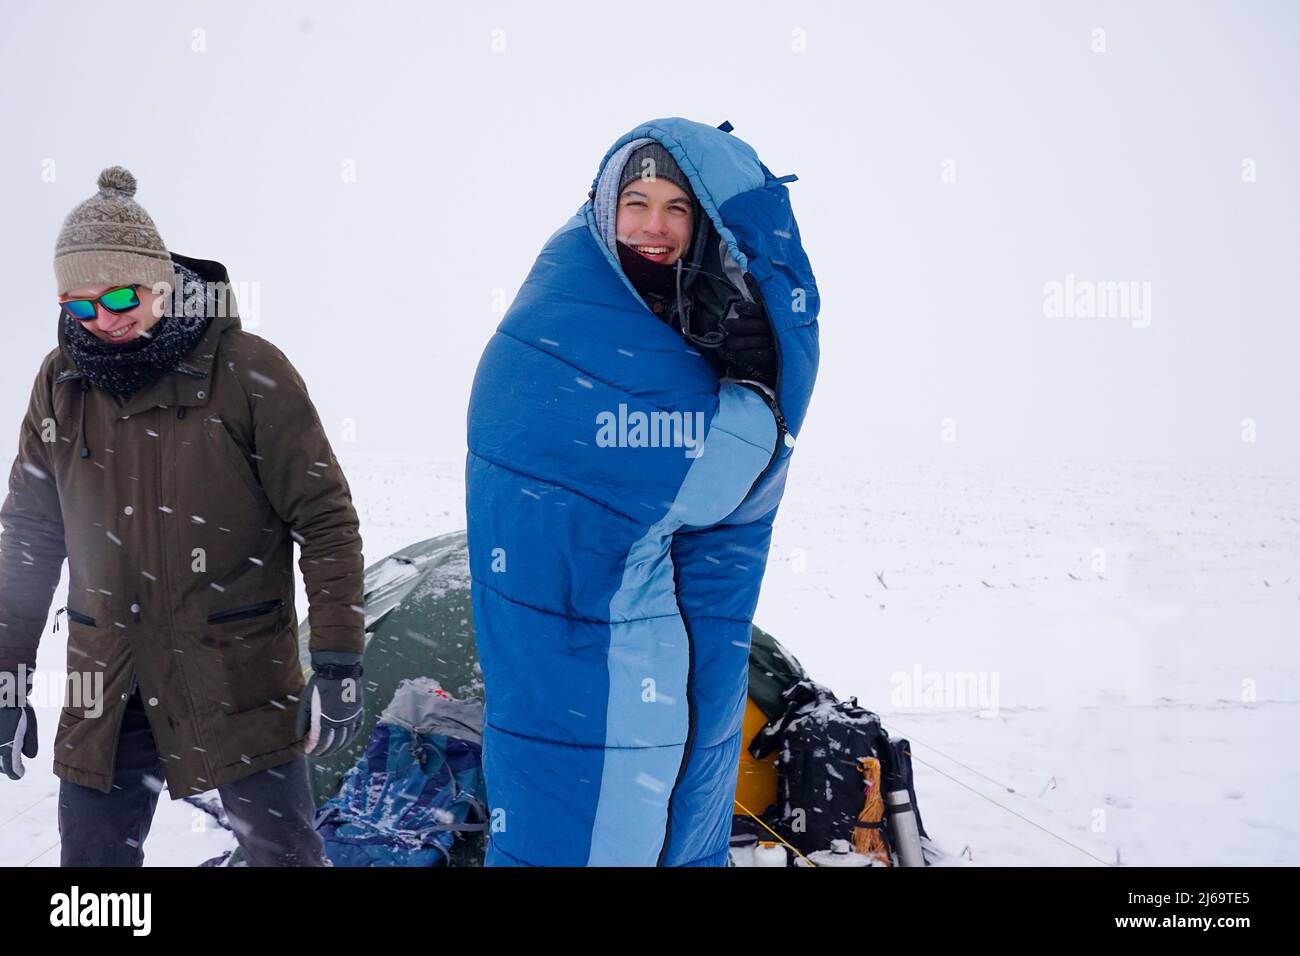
[465,117,819,866]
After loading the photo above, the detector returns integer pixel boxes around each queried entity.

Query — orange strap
[853,756,892,866]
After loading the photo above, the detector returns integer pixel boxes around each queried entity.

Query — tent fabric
[465,117,819,866]
[746,625,810,724]
[297,535,479,802]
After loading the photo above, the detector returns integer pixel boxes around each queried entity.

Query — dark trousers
[58,688,326,866]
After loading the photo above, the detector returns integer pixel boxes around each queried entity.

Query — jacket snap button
[196,390,206,399]
[120,692,128,700]
[130,603,141,614]
[148,697,159,707]
[123,505,134,516]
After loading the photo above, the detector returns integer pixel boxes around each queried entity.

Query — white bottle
[728,839,757,867]
[807,839,875,867]
[753,841,789,867]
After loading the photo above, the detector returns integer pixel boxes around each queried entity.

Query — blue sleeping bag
[465,117,819,866]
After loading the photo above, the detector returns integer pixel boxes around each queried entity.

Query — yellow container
[734,696,779,816]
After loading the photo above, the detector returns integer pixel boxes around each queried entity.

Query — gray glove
[295,652,365,757]
[0,672,38,781]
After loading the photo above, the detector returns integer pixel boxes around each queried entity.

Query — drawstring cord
[675,258,726,350]
[672,257,766,352]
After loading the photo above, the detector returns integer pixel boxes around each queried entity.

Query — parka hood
[53,252,245,457]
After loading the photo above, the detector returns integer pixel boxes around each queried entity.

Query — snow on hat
[54,166,176,296]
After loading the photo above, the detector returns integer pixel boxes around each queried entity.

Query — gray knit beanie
[54,166,175,296]
[617,142,692,198]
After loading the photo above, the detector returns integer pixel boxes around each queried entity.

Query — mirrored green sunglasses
[59,284,141,322]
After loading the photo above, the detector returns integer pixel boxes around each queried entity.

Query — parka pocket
[201,598,300,715]
[207,598,284,625]
[65,608,97,627]
[60,614,120,723]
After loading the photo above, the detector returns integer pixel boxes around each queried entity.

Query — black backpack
[747,678,929,860]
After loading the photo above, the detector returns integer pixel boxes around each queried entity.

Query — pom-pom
[97,166,137,197]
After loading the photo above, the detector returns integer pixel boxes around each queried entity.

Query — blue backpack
[314,678,488,866]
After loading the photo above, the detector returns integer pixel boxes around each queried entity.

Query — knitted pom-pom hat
[54,166,175,296]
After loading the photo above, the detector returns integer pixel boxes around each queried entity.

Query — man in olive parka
[0,167,366,866]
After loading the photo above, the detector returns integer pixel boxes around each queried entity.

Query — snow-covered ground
[2,452,1296,866]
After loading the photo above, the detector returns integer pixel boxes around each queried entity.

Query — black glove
[684,271,778,391]
[717,296,777,390]
[295,652,365,757]
[0,672,39,781]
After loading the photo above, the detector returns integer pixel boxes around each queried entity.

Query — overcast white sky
[2,0,1296,465]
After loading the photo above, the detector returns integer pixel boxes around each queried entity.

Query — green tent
[244,529,807,867]
[296,529,807,801]
[295,532,482,800]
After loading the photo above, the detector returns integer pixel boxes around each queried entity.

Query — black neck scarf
[617,241,684,299]
[61,263,212,397]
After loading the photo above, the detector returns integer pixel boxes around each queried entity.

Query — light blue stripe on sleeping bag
[587,382,777,865]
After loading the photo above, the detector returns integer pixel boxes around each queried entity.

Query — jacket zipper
[764,403,790,471]
[157,403,213,788]
[735,382,788,503]
[207,598,284,625]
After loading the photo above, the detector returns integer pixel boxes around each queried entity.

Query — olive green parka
[0,253,364,798]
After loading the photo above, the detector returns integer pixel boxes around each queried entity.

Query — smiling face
[59,283,164,345]
[616,177,694,266]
